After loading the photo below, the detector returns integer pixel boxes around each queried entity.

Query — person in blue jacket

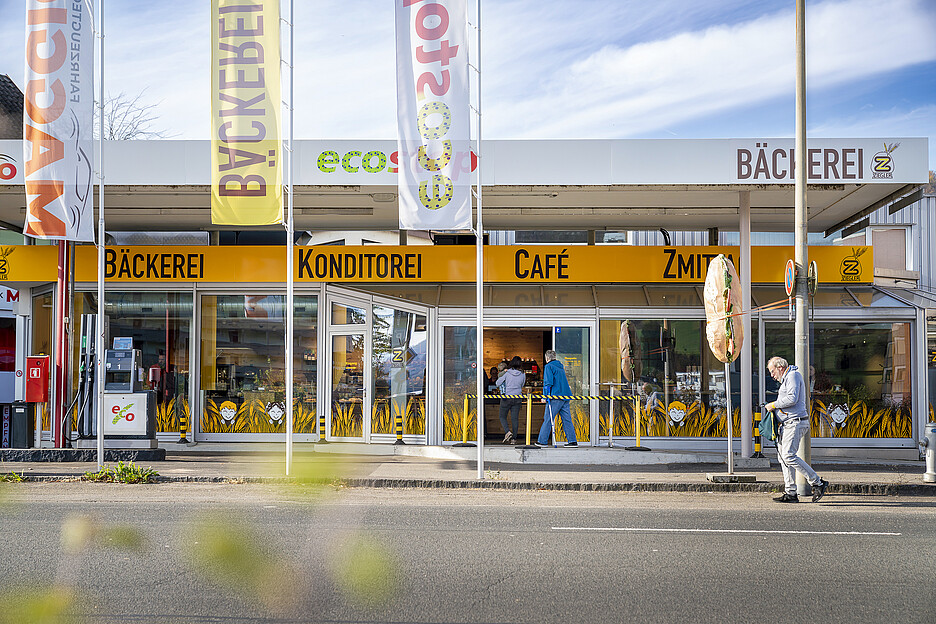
[765,356,829,503]
[536,349,578,447]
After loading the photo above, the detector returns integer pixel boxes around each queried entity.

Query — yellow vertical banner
[211,0,283,225]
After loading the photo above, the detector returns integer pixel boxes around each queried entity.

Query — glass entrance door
[553,326,592,444]
[330,332,366,440]
[326,289,430,443]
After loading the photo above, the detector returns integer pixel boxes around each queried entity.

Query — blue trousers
[537,399,576,445]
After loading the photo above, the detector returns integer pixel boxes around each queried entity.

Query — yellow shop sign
[0,245,872,285]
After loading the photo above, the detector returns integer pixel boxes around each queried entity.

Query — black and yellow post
[318,410,329,444]
[178,409,188,444]
[752,410,764,458]
[517,393,537,449]
[453,394,476,447]
[394,404,405,445]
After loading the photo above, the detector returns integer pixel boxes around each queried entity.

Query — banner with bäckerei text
[211,0,282,226]
[22,0,94,241]
[395,0,471,231]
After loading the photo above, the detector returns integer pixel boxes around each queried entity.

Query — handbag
[760,407,778,442]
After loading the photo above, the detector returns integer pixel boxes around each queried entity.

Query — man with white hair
[765,356,829,503]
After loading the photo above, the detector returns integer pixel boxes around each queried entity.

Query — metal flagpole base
[624,445,652,451]
[453,442,476,447]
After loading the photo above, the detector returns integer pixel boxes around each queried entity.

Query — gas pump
[75,335,156,449]
[74,314,104,439]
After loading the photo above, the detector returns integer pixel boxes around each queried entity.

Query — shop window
[370,307,427,436]
[73,292,193,434]
[200,295,318,435]
[595,286,647,307]
[598,318,749,438]
[438,286,490,307]
[554,327,590,443]
[765,321,913,438]
[645,287,701,307]
[542,286,595,307]
[441,326,477,442]
[490,286,542,307]
[331,301,366,325]
[360,285,440,305]
[0,318,14,372]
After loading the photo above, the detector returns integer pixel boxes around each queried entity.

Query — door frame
[436,309,598,445]
[325,290,371,442]
[325,286,432,444]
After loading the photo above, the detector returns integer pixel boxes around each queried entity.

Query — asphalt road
[0,483,934,624]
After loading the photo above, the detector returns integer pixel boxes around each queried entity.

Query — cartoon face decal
[267,401,286,425]
[828,404,849,426]
[219,401,237,423]
[667,401,687,427]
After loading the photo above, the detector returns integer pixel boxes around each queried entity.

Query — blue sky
[2,0,934,168]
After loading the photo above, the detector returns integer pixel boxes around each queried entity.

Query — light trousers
[778,419,821,495]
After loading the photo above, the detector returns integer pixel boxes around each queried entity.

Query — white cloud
[490,0,936,138]
[2,0,932,153]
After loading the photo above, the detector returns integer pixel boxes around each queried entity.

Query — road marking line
[552,527,901,536]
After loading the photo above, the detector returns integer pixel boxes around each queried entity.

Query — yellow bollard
[462,394,470,444]
[625,394,651,451]
[394,402,405,445]
[634,396,641,448]
[608,395,614,448]
[753,410,764,458]
[318,408,329,444]
[525,393,533,446]
[178,409,188,444]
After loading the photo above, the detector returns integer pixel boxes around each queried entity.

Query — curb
[7,475,935,495]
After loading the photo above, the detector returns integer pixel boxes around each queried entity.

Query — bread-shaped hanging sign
[619,320,641,383]
[703,254,744,364]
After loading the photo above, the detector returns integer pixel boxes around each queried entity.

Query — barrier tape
[465,394,632,400]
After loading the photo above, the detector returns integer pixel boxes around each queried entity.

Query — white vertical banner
[22,0,94,241]
[395,0,471,231]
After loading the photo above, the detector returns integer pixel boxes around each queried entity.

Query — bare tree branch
[94,90,177,140]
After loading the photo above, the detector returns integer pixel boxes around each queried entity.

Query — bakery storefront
[7,241,927,452]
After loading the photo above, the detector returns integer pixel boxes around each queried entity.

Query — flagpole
[284,0,295,476]
[95,0,105,470]
[474,0,484,480]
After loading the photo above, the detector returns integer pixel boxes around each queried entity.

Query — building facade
[0,138,930,455]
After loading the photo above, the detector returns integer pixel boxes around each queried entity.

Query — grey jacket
[773,365,808,422]
[496,369,526,396]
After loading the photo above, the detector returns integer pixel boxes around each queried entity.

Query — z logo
[841,259,861,275]
[872,155,892,173]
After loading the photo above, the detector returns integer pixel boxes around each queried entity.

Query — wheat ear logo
[840,247,866,282]
[0,247,15,280]
[871,142,899,179]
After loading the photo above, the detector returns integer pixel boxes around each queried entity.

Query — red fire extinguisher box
[25,355,50,403]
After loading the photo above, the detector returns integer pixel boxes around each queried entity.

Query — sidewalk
[2,443,932,495]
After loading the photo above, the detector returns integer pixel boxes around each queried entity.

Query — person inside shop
[496,356,526,444]
[484,366,499,406]
[642,382,662,413]
[155,350,176,402]
[765,356,829,503]
[536,350,578,447]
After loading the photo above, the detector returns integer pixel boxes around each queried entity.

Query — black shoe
[564,442,578,447]
[533,442,547,448]
[773,493,799,503]
[811,478,829,502]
